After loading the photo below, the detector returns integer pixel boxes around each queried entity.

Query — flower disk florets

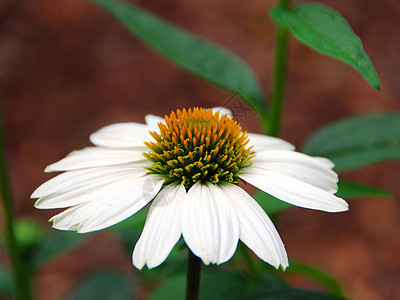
[143,108,254,189]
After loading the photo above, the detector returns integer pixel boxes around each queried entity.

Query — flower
[32,107,348,270]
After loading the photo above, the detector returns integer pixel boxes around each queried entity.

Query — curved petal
[210,107,232,118]
[33,165,148,209]
[45,147,148,172]
[133,184,186,269]
[181,182,239,265]
[222,183,288,269]
[240,166,348,212]
[48,205,82,231]
[253,150,335,169]
[89,122,152,148]
[252,150,338,193]
[248,133,295,152]
[145,114,165,131]
[313,157,335,169]
[50,174,163,233]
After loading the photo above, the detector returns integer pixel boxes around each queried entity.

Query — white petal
[89,122,153,148]
[241,166,348,212]
[181,182,239,265]
[313,157,335,169]
[50,174,163,233]
[144,114,165,131]
[45,147,148,172]
[252,150,338,193]
[33,164,145,198]
[133,184,186,269]
[34,166,148,209]
[248,133,295,152]
[222,183,288,269]
[210,107,232,118]
[48,205,82,231]
[253,150,334,170]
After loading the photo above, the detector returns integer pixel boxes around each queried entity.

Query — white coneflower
[32,107,348,270]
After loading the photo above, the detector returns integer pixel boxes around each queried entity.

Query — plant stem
[267,0,291,137]
[0,77,31,299]
[186,249,202,300]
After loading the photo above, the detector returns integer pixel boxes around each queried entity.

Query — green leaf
[110,209,147,253]
[111,210,187,278]
[29,230,87,271]
[111,208,147,231]
[89,0,267,112]
[286,261,345,297]
[200,269,247,300]
[64,271,133,300]
[336,181,393,199]
[148,274,186,300]
[0,263,13,298]
[303,112,400,171]
[138,239,187,279]
[247,287,347,300]
[253,190,293,214]
[270,3,380,90]
[246,270,288,296]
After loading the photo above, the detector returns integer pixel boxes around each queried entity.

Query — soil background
[0,0,399,299]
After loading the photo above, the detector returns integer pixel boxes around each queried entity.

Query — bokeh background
[1,0,399,299]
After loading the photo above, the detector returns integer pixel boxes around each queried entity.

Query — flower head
[144,108,253,188]
[32,107,348,270]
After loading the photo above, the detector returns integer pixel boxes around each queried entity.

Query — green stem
[186,249,202,300]
[0,77,31,299]
[258,108,270,136]
[267,0,291,137]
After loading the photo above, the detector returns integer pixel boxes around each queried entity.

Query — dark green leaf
[148,274,186,300]
[286,261,345,297]
[111,227,142,255]
[110,209,147,253]
[29,230,87,271]
[89,0,267,112]
[0,263,13,298]
[111,208,147,231]
[270,3,380,90]
[111,207,186,277]
[138,239,187,279]
[64,271,133,300]
[200,269,247,300]
[246,270,288,296]
[247,287,347,300]
[253,190,293,214]
[336,181,393,199]
[303,112,400,171]
[111,210,187,277]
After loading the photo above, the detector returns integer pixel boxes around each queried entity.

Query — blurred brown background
[0,0,399,299]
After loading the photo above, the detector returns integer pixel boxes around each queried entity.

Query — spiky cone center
[143,108,254,189]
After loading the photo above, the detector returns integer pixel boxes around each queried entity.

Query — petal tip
[33,200,42,209]
[44,165,55,173]
[132,257,145,271]
[280,263,289,271]
[330,198,349,212]
[88,133,101,146]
